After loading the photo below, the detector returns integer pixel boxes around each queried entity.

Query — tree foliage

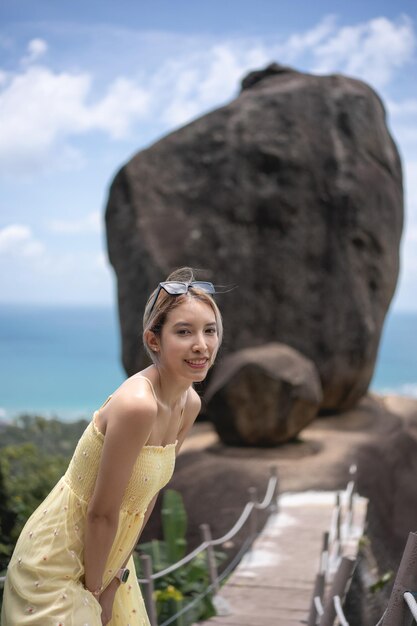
[0,414,86,573]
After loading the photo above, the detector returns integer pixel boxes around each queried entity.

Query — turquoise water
[0,305,416,421]
[0,305,125,421]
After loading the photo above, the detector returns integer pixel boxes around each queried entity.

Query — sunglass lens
[192,281,215,293]
[163,282,187,294]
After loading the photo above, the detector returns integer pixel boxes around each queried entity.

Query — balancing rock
[105,62,403,422]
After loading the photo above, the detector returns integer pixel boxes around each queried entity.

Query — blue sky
[1,1,417,310]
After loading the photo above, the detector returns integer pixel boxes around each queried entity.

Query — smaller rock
[204,342,322,445]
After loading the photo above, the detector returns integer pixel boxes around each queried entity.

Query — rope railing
[377,532,417,625]
[140,465,279,626]
[403,591,417,621]
[0,465,279,626]
[307,465,360,626]
[158,535,254,626]
[137,468,278,583]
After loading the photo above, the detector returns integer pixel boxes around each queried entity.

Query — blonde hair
[142,267,223,364]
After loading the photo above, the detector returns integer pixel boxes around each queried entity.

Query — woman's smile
[184,357,209,369]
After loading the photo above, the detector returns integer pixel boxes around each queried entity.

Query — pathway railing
[307,465,360,626]
[138,465,279,626]
[0,465,279,626]
[376,531,417,626]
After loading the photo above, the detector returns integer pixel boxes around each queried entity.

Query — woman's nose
[192,333,207,351]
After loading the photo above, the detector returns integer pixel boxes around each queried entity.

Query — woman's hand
[99,579,120,625]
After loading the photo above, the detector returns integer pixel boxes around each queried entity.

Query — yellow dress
[1,383,177,626]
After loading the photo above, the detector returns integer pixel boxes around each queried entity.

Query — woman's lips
[184,358,208,369]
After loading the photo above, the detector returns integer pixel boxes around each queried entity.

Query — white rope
[139,472,277,581]
[211,503,255,546]
[149,540,210,580]
[404,592,417,621]
[314,596,324,617]
[374,609,386,626]
[254,476,278,510]
[334,594,349,626]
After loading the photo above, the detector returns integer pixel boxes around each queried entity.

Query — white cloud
[1,17,416,178]
[284,15,338,59]
[312,16,415,87]
[0,224,44,258]
[21,38,48,65]
[0,63,150,177]
[157,43,269,127]
[47,211,102,234]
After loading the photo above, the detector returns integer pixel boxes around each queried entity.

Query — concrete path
[197,490,368,626]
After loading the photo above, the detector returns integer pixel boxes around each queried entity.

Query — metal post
[200,523,220,594]
[382,532,417,626]
[321,531,330,577]
[307,532,329,626]
[140,553,158,626]
[347,464,357,532]
[333,492,342,560]
[319,556,356,626]
[269,466,279,513]
[248,487,258,539]
[335,492,341,543]
[308,573,325,626]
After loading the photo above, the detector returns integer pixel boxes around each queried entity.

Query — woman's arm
[83,394,156,596]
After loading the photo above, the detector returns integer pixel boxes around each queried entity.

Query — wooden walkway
[198,490,368,626]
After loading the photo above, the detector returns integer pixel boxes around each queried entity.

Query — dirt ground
[140,392,417,583]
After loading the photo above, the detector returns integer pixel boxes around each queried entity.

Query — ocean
[0,304,416,421]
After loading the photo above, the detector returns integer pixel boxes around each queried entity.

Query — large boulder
[105,62,403,413]
[204,342,322,445]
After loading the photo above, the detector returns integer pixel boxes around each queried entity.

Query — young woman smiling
[2,267,223,626]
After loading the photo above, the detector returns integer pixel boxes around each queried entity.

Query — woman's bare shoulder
[99,376,158,435]
[182,387,201,427]
[187,386,202,412]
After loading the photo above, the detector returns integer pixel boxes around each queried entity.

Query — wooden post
[140,554,158,626]
[319,556,356,626]
[200,523,220,594]
[382,532,417,626]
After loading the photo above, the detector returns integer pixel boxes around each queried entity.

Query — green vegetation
[0,414,87,572]
[137,489,225,625]
[0,416,223,624]
[369,571,394,593]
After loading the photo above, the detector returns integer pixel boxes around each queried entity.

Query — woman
[1,267,222,626]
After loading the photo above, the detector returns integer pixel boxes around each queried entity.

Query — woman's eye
[206,328,216,334]
[177,329,190,335]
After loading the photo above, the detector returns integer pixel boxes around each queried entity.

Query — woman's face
[157,298,219,382]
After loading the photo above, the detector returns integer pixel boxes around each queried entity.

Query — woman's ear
[145,329,160,354]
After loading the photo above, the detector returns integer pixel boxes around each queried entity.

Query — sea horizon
[0,302,416,423]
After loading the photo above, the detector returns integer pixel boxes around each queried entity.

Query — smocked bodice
[64,416,176,514]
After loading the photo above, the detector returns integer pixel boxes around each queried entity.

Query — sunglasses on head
[148,281,215,315]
